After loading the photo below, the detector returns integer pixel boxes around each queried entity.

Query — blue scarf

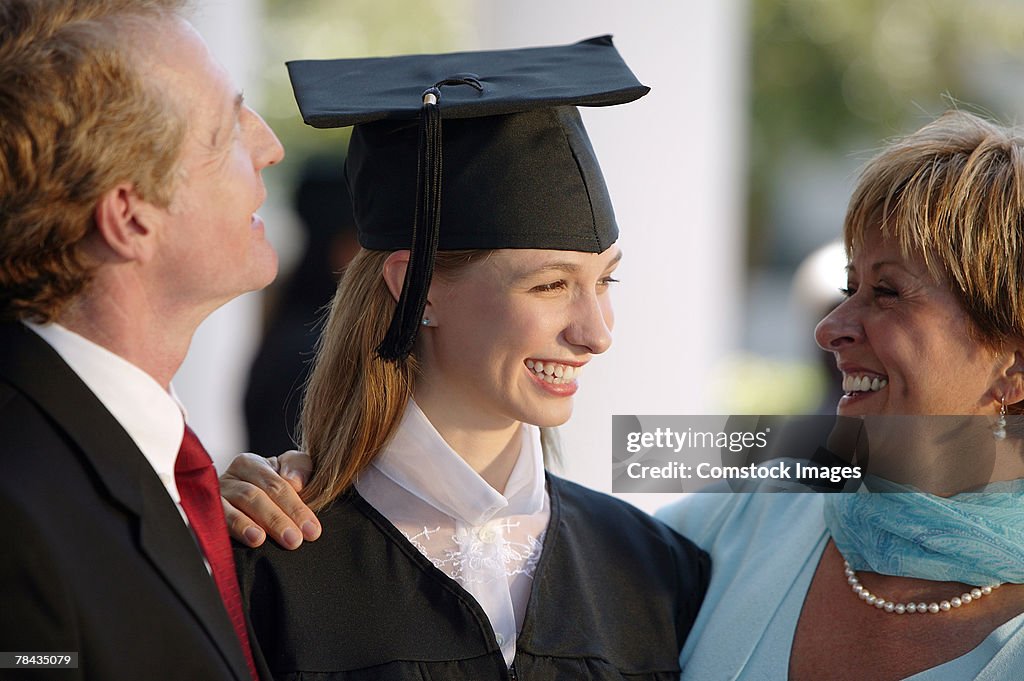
[823,477,1024,585]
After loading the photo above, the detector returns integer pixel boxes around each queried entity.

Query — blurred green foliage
[749,0,1024,266]
[714,352,828,414]
[260,0,471,175]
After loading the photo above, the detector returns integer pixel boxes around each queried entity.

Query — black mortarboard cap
[287,36,648,362]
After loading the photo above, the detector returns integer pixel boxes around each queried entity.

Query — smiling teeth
[526,359,581,385]
[842,374,888,393]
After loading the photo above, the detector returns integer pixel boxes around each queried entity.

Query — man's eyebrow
[211,92,244,147]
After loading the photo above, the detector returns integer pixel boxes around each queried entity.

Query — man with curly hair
[0,1,283,678]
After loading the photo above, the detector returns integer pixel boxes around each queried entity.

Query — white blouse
[355,400,550,667]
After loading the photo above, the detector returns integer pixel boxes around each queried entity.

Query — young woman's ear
[381,250,410,303]
[381,249,440,325]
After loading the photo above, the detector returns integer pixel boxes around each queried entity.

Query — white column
[473,2,747,512]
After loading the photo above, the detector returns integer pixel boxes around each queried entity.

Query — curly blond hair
[0,0,190,321]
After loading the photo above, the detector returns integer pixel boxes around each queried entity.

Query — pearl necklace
[844,560,1001,614]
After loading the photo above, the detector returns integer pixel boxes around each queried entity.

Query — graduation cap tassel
[376,77,484,363]
[375,88,444,362]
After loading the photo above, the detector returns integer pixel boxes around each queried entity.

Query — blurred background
[180,0,1024,510]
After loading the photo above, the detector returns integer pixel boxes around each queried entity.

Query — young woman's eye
[531,280,567,293]
[598,276,620,287]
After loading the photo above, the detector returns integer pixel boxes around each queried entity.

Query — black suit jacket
[0,322,270,681]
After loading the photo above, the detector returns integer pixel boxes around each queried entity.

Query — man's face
[143,18,284,316]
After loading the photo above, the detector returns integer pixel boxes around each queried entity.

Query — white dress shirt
[356,400,551,667]
[24,321,188,519]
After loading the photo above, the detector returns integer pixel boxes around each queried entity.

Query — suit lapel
[0,322,253,681]
[136,477,254,681]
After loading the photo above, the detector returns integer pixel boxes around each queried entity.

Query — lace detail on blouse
[354,412,551,668]
[403,522,546,585]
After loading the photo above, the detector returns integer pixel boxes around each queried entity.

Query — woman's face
[814,230,1008,417]
[416,246,621,430]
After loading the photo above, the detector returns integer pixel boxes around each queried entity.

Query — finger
[224,450,278,480]
[220,453,314,549]
[223,497,267,548]
[277,450,313,490]
[220,476,305,549]
[274,450,320,541]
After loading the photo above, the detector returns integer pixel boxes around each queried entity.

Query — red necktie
[175,425,259,681]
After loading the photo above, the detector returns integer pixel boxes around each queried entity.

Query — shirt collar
[24,321,186,501]
[371,400,546,526]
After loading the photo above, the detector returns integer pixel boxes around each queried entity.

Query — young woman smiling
[230,38,709,680]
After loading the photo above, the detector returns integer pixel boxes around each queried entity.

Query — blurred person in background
[791,240,847,414]
[244,154,358,456]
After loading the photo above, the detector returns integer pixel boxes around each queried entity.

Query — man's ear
[93,183,160,262]
[381,250,410,303]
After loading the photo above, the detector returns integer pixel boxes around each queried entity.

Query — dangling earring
[993,395,1007,440]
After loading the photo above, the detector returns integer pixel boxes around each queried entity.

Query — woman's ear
[381,250,410,303]
[995,346,1024,406]
[381,250,441,325]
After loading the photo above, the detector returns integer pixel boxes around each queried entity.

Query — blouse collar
[371,400,546,526]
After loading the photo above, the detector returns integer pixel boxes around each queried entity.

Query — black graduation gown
[236,474,710,680]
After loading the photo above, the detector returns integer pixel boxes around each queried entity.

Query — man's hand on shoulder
[220,451,319,549]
